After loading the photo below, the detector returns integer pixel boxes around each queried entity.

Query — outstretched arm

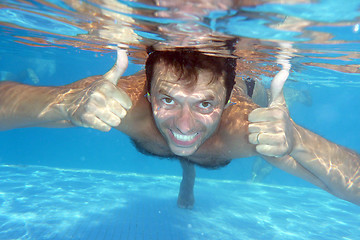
[0,48,132,131]
[290,123,360,204]
[248,46,360,205]
[0,81,73,130]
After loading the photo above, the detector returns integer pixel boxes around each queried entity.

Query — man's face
[148,63,228,156]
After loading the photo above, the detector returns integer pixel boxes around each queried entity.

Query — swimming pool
[0,165,359,240]
[0,0,359,239]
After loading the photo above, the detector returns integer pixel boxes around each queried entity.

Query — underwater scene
[0,0,360,239]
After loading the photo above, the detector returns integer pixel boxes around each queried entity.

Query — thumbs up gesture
[64,47,132,132]
[248,64,295,158]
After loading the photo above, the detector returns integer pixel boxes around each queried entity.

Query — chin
[170,146,197,157]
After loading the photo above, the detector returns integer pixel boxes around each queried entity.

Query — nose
[175,105,196,134]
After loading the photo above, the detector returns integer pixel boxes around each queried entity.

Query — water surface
[0,0,359,239]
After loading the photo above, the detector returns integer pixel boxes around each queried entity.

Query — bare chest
[120,84,257,167]
[133,134,234,168]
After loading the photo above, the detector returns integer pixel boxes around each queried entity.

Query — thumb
[269,68,289,108]
[103,46,129,85]
[269,41,292,108]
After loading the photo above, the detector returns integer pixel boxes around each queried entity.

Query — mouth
[169,130,199,147]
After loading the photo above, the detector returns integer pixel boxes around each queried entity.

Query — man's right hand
[64,48,132,132]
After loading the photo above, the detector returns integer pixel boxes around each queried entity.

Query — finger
[248,107,285,123]
[82,112,111,132]
[92,106,121,127]
[98,111,121,127]
[248,122,282,133]
[96,81,132,111]
[269,69,288,108]
[249,132,260,145]
[103,47,129,85]
[269,42,292,108]
[249,132,285,146]
[107,85,132,110]
[90,91,106,106]
[255,132,286,145]
[93,85,131,116]
[85,99,122,127]
[108,98,127,118]
[256,144,287,158]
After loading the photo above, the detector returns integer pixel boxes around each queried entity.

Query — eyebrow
[158,88,216,102]
[202,95,215,101]
[158,88,171,96]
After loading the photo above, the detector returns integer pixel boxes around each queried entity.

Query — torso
[116,71,260,167]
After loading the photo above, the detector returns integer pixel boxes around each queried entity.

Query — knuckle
[248,123,259,132]
[280,121,287,129]
[281,133,288,145]
[272,107,286,119]
[278,145,286,154]
[81,113,93,123]
[85,101,96,112]
[99,125,111,132]
[120,110,127,118]
[99,81,113,91]
[111,117,121,126]
[274,125,283,133]
[249,133,256,144]
[91,92,106,104]
[100,112,112,122]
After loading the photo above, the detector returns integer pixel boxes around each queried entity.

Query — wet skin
[147,63,228,157]
[1,50,359,207]
[117,65,257,168]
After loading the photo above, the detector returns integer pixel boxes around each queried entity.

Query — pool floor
[0,165,358,240]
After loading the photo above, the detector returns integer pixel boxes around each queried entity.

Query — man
[0,48,359,208]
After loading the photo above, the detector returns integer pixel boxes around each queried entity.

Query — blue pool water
[1,0,360,239]
[0,165,359,240]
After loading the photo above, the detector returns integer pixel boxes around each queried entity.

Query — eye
[161,97,175,105]
[196,101,215,114]
[199,101,211,109]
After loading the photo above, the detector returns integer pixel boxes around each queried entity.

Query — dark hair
[145,49,236,103]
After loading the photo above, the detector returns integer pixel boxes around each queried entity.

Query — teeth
[172,132,197,141]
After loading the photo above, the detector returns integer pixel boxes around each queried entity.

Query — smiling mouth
[169,130,199,146]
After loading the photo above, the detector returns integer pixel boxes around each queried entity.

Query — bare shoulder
[117,70,146,103]
[221,86,259,132]
[217,86,259,157]
[115,71,157,137]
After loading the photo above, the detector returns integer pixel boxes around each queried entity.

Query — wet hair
[145,49,236,103]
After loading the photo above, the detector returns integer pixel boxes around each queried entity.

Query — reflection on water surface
[1,0,359,86]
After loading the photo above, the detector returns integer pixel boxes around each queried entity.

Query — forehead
[151,62,226,93]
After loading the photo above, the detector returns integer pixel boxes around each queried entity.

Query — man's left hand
[248,69,296,158]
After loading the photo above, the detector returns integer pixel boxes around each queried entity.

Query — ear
[224,101,231,109]
[224,91,234,109]
[146,92,151,103]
